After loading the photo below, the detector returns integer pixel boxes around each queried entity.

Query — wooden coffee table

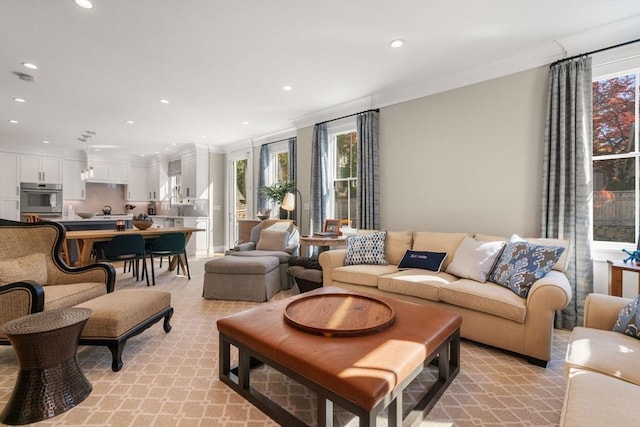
[217,287,462,426]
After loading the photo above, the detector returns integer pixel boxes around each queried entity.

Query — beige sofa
[318,231,572,366]
[561,293,640,426]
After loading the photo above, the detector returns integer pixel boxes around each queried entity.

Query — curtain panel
[356,110,380,230]
[310,123,329,233]
[542,56,593,329]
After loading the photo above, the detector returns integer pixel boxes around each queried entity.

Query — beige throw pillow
[0,253,48,285]
[256,229,289,251]
[445,236,505,282]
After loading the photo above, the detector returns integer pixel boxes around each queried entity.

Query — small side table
[300,236,347,258]
[607,260,640,297]
[0,308,93,425]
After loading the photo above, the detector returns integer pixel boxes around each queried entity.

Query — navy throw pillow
[398,250,447,272]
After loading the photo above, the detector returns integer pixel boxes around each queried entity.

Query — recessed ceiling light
[126,120,134,124]
[22,62,37,70]
[201,135,207,138]
[13,97,26,103]
[389,39,404,48]
[171,142,177,146]
[164,148,170,151]
[282,85,293,91]
[159,99,170,104]
[8,120,18,124]
[74,0,94,9]
[242,121,249,125]
[140,154,145,157]
[42,140,50,144]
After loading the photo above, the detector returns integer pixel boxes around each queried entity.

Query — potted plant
[259,180,294,219]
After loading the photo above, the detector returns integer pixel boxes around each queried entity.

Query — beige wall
[295,65,549,237]
[209,152,226,249]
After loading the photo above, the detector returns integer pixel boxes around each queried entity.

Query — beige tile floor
[0,256,569,426]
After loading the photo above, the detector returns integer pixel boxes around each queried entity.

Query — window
[273,150,289,183]
[593,70,639,243]
[329,127,358,228]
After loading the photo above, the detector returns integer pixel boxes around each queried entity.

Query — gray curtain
[356,110,380,230]
[542,56,593,329]
[257,144,269,214]
[288,137,298,224]
[310,123,329,233]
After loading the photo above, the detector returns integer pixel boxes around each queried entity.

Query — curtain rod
[550,38,640,67]
[260,136,296,147]
[315,108,380,126]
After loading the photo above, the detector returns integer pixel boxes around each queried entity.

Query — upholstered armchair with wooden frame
[232,219,300,289]
[0,219,115,344]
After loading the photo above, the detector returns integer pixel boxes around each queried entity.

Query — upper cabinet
[0,152,20,198]
[62,159,85,200]
[178,146,209,201]
[87,160,129,184]
[127,165,148,201]
[20,154,62,184]
[147,158,169,201]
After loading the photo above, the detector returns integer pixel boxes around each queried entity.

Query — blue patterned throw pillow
[344,231,388,266]
[488,237,565,298]
[613,295,640,340]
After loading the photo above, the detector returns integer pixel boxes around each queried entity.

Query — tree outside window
[593,73,638,243]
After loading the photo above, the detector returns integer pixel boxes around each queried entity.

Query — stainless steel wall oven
[20,182,63,216]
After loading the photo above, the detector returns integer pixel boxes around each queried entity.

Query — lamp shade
[281,192,295,211]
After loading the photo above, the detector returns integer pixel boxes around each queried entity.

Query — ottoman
[75,289,173,372]
[203,256,280,302]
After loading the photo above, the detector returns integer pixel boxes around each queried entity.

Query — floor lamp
[281,190,302,227]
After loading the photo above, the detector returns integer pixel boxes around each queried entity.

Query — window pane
[593,157,636,242]
[593,74,636,156]
[336,132,357,179]
[276,152,289,182]
[333,180,349,221]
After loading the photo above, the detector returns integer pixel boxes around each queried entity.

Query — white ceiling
[1,0,639,160]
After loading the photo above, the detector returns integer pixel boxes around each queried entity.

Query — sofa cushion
[0,253,48,286]
[560,369,640,427]
[565,326,640,386]
[43,282,109,311]
[344,231,388,266]
[386,231,413,265]
[475,234,571,273]
[331,264,398,287]
[398,250,447,272]
[412,232,471,271]
[438,279,527,323]
[613,295,640,339]
[488,236,565,298]
[445,236,505,282]
[378,270,457,302]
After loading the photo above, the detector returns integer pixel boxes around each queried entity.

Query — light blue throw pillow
[344,231,388,266]
[488,236,565,298]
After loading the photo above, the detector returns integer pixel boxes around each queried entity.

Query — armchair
[232,219,299,289]
[0,219,115,343]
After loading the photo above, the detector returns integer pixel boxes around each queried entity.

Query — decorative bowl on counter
[132,219,153,230]
[77,212,94,219]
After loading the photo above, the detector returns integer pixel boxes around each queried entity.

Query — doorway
[227,153,251,247]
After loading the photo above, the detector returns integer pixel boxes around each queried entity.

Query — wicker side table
[0,308,93,425]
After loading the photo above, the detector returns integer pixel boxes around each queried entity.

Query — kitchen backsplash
[64,183,208,217]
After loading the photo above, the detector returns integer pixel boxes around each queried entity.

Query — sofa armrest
[318,249,348,286]
[526,270,572,312]
[234,242,257,251]
[0,280,45,328]
[583,293,633,330]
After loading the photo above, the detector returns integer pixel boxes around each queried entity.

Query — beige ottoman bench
[74,289,173,372]
[202,256,280,302]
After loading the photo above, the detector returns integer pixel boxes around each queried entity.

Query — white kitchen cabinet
[180,148,208,200]
[62,159,86,200]
[87,160,129,184]
[0,198,20,221]
[147,160,168,201]
[183,217,209,256]
[0,152,20,198]
[127,165,148,201]
[20,154,62,184]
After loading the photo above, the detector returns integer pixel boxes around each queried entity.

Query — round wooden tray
[283,293,395,337]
